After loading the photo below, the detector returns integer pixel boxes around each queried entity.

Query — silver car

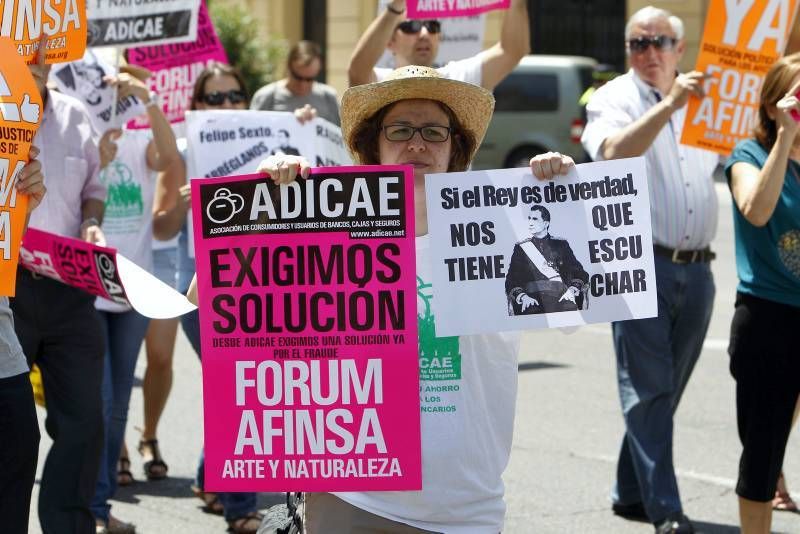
[472,55,597,169]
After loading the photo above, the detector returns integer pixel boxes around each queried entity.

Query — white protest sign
[86,0,201,47]
[185,110,351,179]
[375,0,485,69]
[116,253,196,318]
[49,48,145,132]
[184,110,352,255]
[424,157,657,336]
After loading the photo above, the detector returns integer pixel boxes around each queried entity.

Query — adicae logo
[206,188,245,224]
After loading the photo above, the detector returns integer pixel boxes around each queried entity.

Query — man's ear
[675,39,686,61]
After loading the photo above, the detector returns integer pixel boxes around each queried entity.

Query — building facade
[222,0,800,97]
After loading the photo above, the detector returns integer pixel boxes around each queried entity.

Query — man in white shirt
[581,6,719,534]
[347,0,529,90]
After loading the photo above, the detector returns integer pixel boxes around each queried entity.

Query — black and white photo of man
[53,60,107,107]
[505,204,589,315]
[270,129,301,156]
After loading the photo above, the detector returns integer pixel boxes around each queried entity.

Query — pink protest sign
[19,228,128,305]
[19,228,197,318]
[407,0,510,19]
[126,0,228,128]
[191,166,421,491]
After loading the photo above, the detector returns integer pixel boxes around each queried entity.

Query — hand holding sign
[529,152,576,180]
[15,147,45,213]
[666,71,707,111]
[256,154,312,184]
[776,79,800,134]
[99,129,122,169]
[81,220,107,247]
[106,72,150,103]
[293,104,318,125]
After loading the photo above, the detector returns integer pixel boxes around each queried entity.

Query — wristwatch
[146,91,160,108]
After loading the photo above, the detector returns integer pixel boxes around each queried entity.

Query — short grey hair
[625,6,684,41]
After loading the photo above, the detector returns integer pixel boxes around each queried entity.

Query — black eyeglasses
[627,35,678,53]
[397,20,441,35]
[290,69,316,83]
[382,124,452,143]
[201,90,247,106]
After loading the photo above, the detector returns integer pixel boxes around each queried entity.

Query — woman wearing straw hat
[252,65,576,533]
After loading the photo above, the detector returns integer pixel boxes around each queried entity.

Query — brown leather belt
[654,245,715,264]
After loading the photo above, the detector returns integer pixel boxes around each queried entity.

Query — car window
[493,72,558,112]
[578,66,594,93]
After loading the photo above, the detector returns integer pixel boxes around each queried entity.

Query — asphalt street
[28,182,800,533]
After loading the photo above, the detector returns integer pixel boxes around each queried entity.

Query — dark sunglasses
[201,90,247,106]
[627,35,678,53]
[382,124,452,143]
[397,19,441,35]
[290,69,316,83]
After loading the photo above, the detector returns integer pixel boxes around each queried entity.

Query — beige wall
[220,0,303,46]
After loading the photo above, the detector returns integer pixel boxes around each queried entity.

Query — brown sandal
[191,485,224,515]
[228,511,263,534]
[137,439,168,480]
[773,473,799,512]
[117,456,134,486]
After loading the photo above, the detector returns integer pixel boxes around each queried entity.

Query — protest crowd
[1,1,800,534]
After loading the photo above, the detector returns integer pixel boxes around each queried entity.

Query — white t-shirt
[95,129,155,312]
[374,52,485,87]
[335,235,520,534]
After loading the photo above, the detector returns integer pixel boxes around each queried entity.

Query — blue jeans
[611,255,715,523]
[91,309,150,522]
[194,448,257,522]
[177,244,258,522]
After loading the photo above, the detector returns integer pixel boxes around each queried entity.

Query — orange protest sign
[0,0,88,64]
[681,0,800,155]
[0,37,42,296]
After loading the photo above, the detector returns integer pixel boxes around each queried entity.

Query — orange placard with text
[681,0,800,154]
[0,37,43,296]
[0,0,88,64]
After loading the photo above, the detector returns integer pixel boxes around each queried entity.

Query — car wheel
[505,146,549,169]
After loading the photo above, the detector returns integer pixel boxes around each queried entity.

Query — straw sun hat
[340,65,495,163]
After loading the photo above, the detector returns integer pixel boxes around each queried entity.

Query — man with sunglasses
[251,40,340,126]
[581,6,720,534]
[347,0,529,90]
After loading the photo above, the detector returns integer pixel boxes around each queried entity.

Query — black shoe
[654,513,694,534]
[612,501,649,521]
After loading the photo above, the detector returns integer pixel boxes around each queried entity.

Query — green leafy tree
[208,1,288,96]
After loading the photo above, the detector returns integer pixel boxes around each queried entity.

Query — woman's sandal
[117,456,134,487]
[137,439,168,480]
[773,473,799,512]
[191,484,225,515]
[228,511,264,534]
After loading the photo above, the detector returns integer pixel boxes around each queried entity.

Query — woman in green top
[725,52,800,534]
